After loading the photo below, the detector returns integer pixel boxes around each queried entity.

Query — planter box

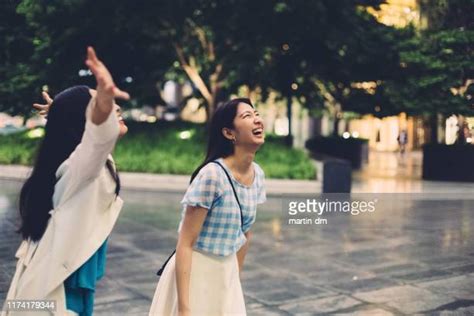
[422,144,474,182]
[305,136,369,169]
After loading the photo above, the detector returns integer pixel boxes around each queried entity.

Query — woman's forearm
[175,243,193,312]
[237,231,252,272]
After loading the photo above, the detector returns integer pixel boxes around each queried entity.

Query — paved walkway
[1,151,474,315]
[352,150,474,193]
[1,177,474,315]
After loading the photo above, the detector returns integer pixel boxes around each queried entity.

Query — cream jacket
[2,97,123,315]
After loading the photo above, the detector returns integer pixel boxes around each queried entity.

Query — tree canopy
[1,0,471,124]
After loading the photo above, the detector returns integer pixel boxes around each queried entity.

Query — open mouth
[252,127,264,137]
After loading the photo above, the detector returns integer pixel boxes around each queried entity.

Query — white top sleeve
[55,96,120,206]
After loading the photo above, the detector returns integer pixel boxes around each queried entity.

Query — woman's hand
[85,46,129,124]
[33,91,53,117]
[178,308,191,316]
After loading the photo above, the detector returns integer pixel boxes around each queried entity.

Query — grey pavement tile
[425,299,474,316]
[330,277,401,294]
[95,276,149,304]
[279,295,363,315]
[332,304,399,315]
[443,264,474,275]
[309,267,375,286]
[392,269,454,282]
[353,285,456,314]
[421,256,474,269]
[95,286,145,306]
[416,274,474,300]
[111,218,160,235]
[328,249,396,268]
[245,295,265,311]
[105,242,134,256]
[384,244,442,262]
[435,307,474,316]
[127,231,177,252]
[256,254,333,275]
[94,298,151,316]
[333,308,396,315]
[248,306,290,316]
[370,263,426,276]
[241,265,271,281]
[243,274,332,305]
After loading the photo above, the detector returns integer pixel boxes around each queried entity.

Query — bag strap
[210,160,244,228]
[157,160,245,276]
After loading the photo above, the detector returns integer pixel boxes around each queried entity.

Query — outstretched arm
[85,46,129,123]
[56,47,129,205]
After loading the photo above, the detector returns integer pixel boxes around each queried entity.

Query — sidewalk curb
[0,164,322,196]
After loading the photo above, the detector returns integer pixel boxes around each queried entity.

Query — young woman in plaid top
[150,98,266,316]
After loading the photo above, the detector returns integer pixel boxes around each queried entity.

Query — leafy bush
[0,121,316,179]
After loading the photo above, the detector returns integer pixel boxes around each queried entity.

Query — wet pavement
[1,174,474,315]
[352,150,474,193]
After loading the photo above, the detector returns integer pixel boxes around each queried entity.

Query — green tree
[2,0,405,126]
[384,0,474,143]
[0,0,39,117]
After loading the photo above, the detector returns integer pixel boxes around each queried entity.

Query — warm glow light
[178,130,193,140]
[366,0,419,28]
[27,128,44,139]
[351,81,377,94]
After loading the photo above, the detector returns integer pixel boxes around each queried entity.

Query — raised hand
[33,91,54,117]
[85,46,129,124]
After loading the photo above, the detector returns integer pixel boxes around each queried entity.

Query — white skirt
[149,250,246,316]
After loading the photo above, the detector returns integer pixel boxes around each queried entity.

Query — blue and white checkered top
[178,158,266,257]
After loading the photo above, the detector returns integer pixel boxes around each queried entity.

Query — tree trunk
[333,114,340,137]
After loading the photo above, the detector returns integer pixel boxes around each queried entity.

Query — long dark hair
[190,98,253,183]
[18,85,120,241]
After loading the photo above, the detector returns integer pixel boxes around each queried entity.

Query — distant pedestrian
[149,99,267,316]
[397,129,408,155]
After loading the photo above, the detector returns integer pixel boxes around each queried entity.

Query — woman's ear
[222,127,235,141]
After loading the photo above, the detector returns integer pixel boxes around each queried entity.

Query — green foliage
[0,122,316,179]
[3,0,471,122]
[0,0,41,117]
[1,0,399,119]
[384,25,473,117]
[0,131,38,165]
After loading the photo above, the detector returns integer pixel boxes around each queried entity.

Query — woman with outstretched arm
[3,47,129,316]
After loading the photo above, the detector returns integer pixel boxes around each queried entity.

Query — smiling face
[223,102,265,150]
[89,89,128,137]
